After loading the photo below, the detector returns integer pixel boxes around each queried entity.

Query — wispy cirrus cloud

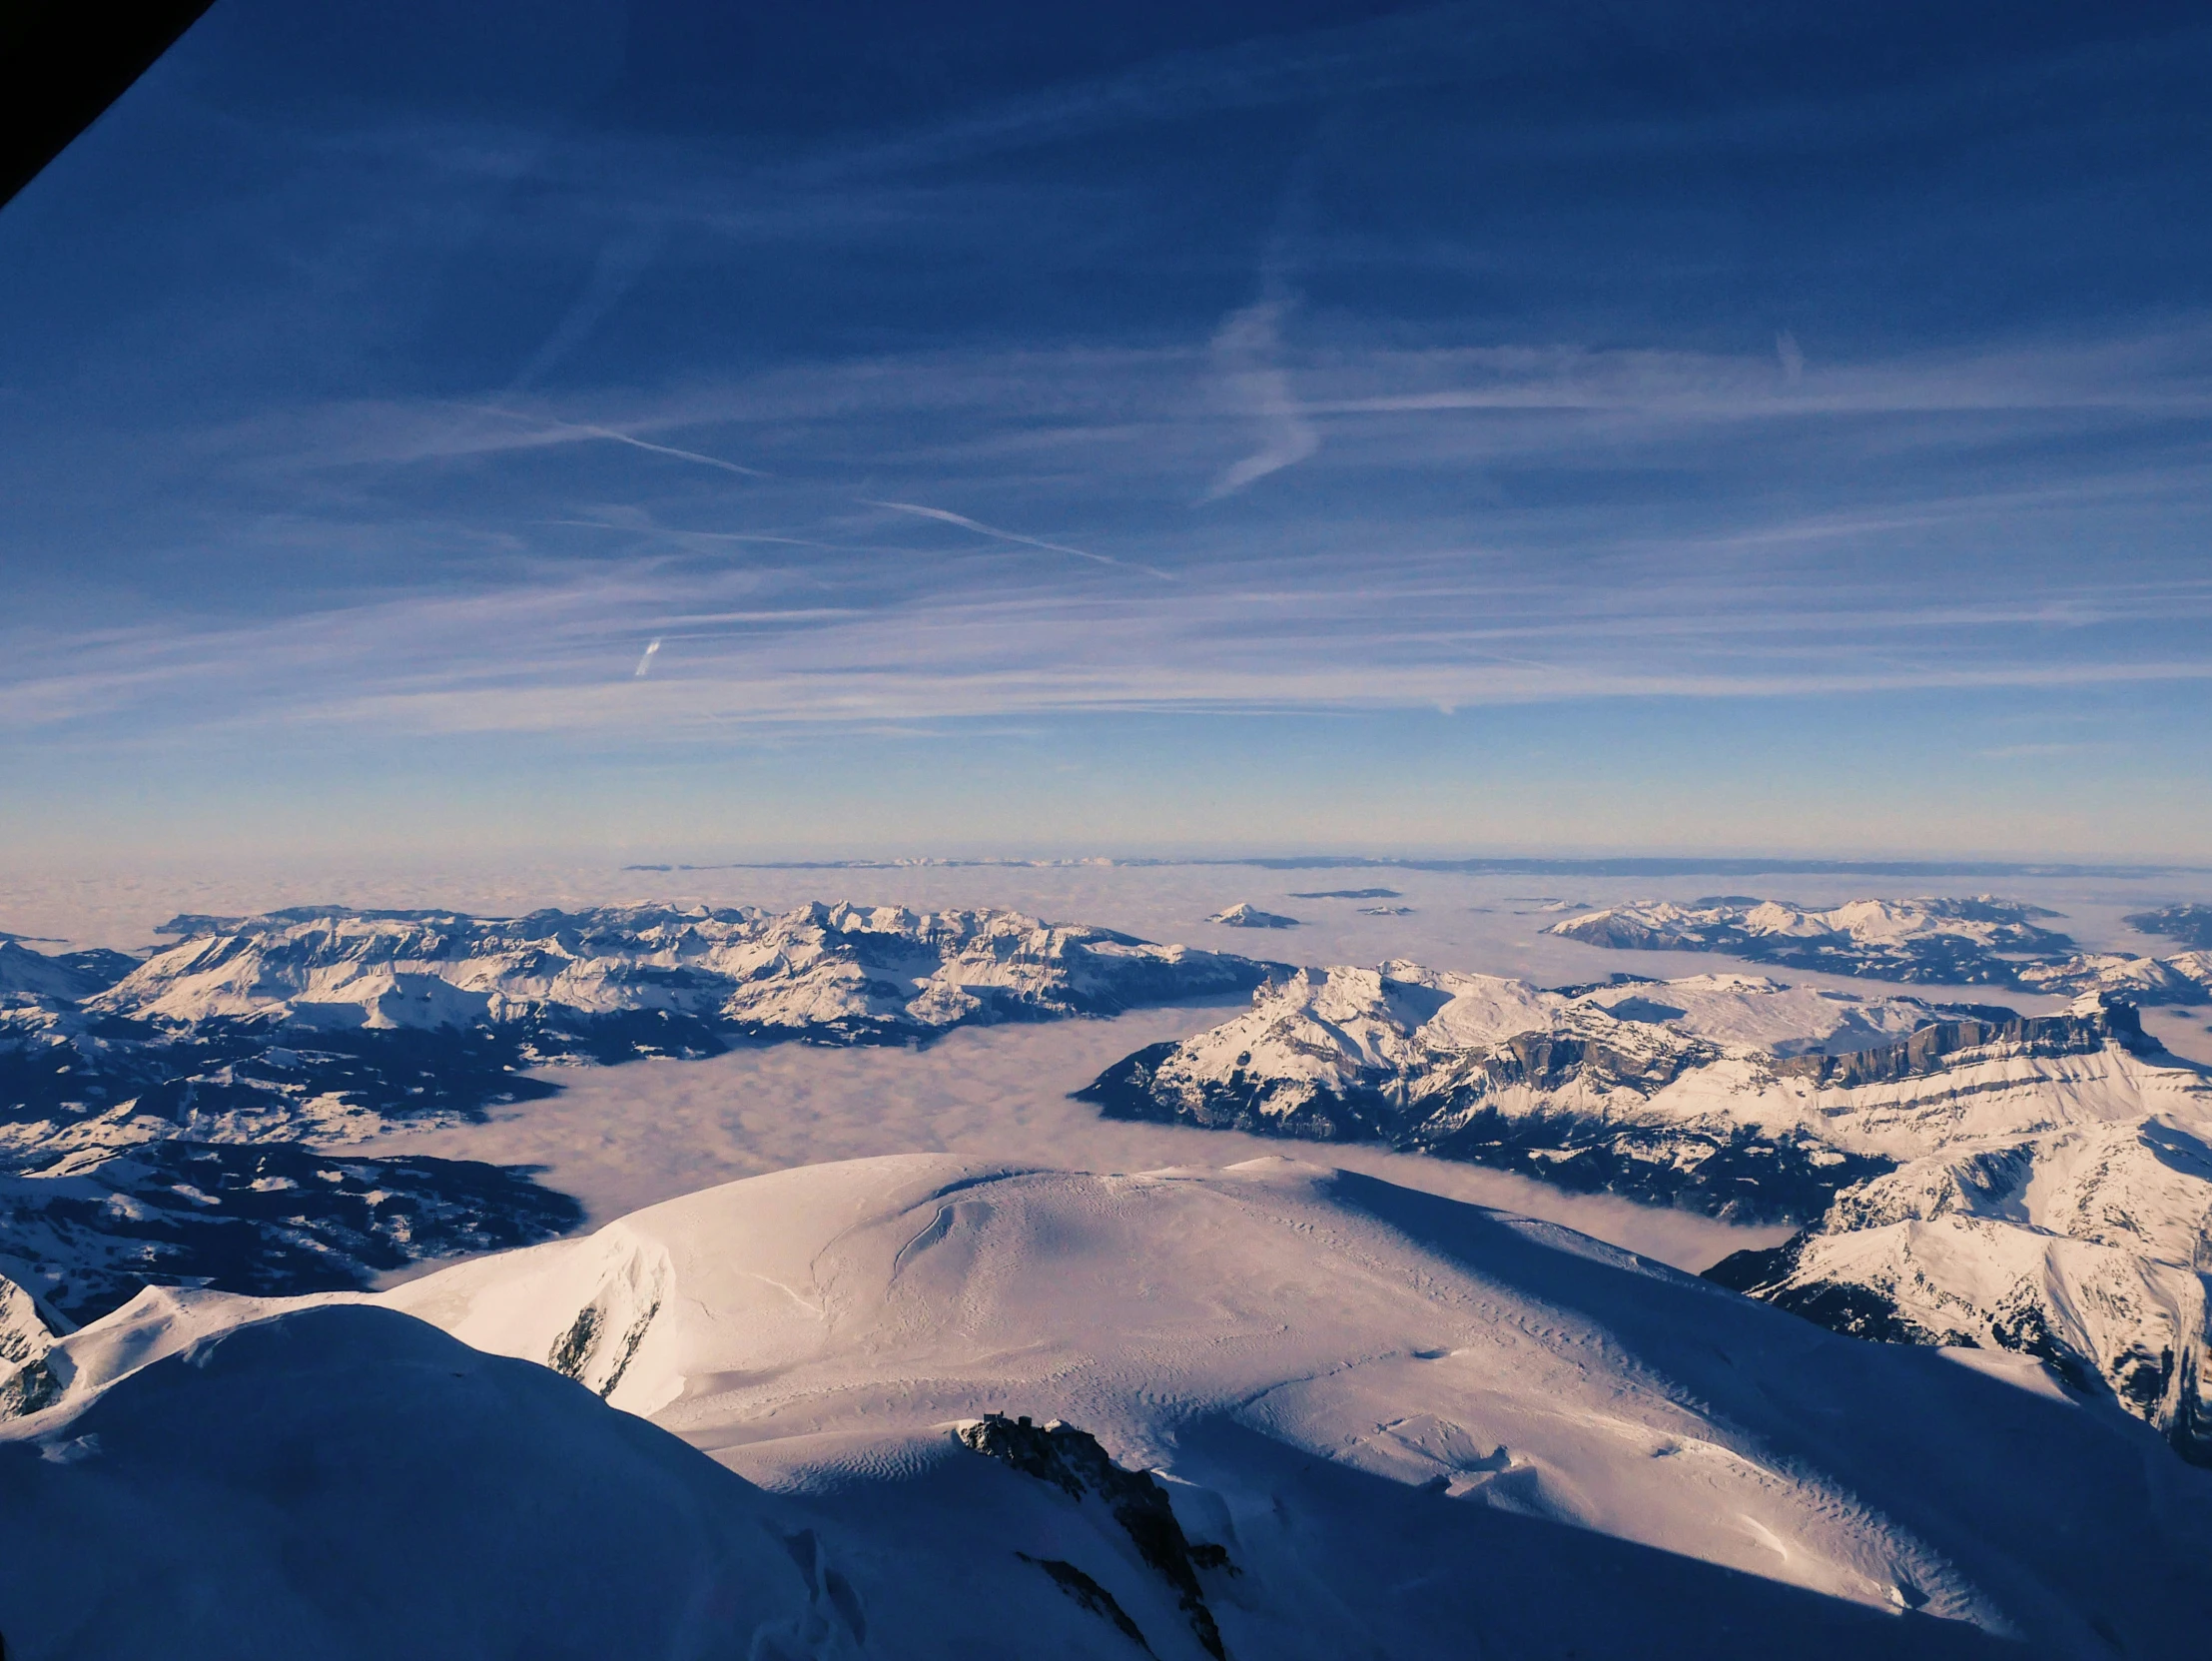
[8,312,2210,752]
[7,2,2212,856]
[1201,297,1320,499]
[5,531,2208,744]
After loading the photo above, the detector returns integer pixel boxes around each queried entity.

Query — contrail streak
[863,499,1175,580]
[471,407,769,477]
[633,638,662,677]
[585,426,768,477]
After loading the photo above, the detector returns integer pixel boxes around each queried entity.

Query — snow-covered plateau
[4,1153,2207,1658]
[1080,963,2212,1455]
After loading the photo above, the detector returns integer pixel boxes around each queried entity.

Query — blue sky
[3,1,2209,862]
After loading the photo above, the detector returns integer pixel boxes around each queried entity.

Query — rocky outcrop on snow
[1083,963,2212,1451]
[960,1412,1231,1659]
[0,1268,67,1416]
[1545,895,2077,985]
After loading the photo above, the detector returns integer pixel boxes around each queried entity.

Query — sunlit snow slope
[7,1156,2207,1657]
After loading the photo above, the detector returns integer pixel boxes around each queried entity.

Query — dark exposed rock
[1018,1555,1155,1654]
[0,1011,562,1129]
[1079,1045,1399,1147]
[0,1354,64,1417]
[1985,1288,2099,1394]
[2164,1346,2212,1466]
[1418,1115,1891,1225]
[1701,1235,1807,1295]
[959,1413,1228,1660]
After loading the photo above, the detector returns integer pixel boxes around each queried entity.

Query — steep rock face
[1545,895,2076,986]
[1771,1002,2148,1087]
[1085,963,2212,1447]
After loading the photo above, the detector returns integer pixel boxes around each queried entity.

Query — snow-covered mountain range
[4,1154,2206,1657]
[1543,895,2212,1004]
[103,900,1268,1045]
[1080,963,2212,1456]
[0,903,1269,1318]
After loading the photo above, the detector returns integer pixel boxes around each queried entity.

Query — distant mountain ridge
[1545,895,2075,985]
[1547,894,2212,999]
[106,900,1268,1044]
[0,902,1271,1318]
[2127,904,2212,951]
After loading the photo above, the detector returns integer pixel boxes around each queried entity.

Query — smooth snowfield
[10,1156,2209,1658]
